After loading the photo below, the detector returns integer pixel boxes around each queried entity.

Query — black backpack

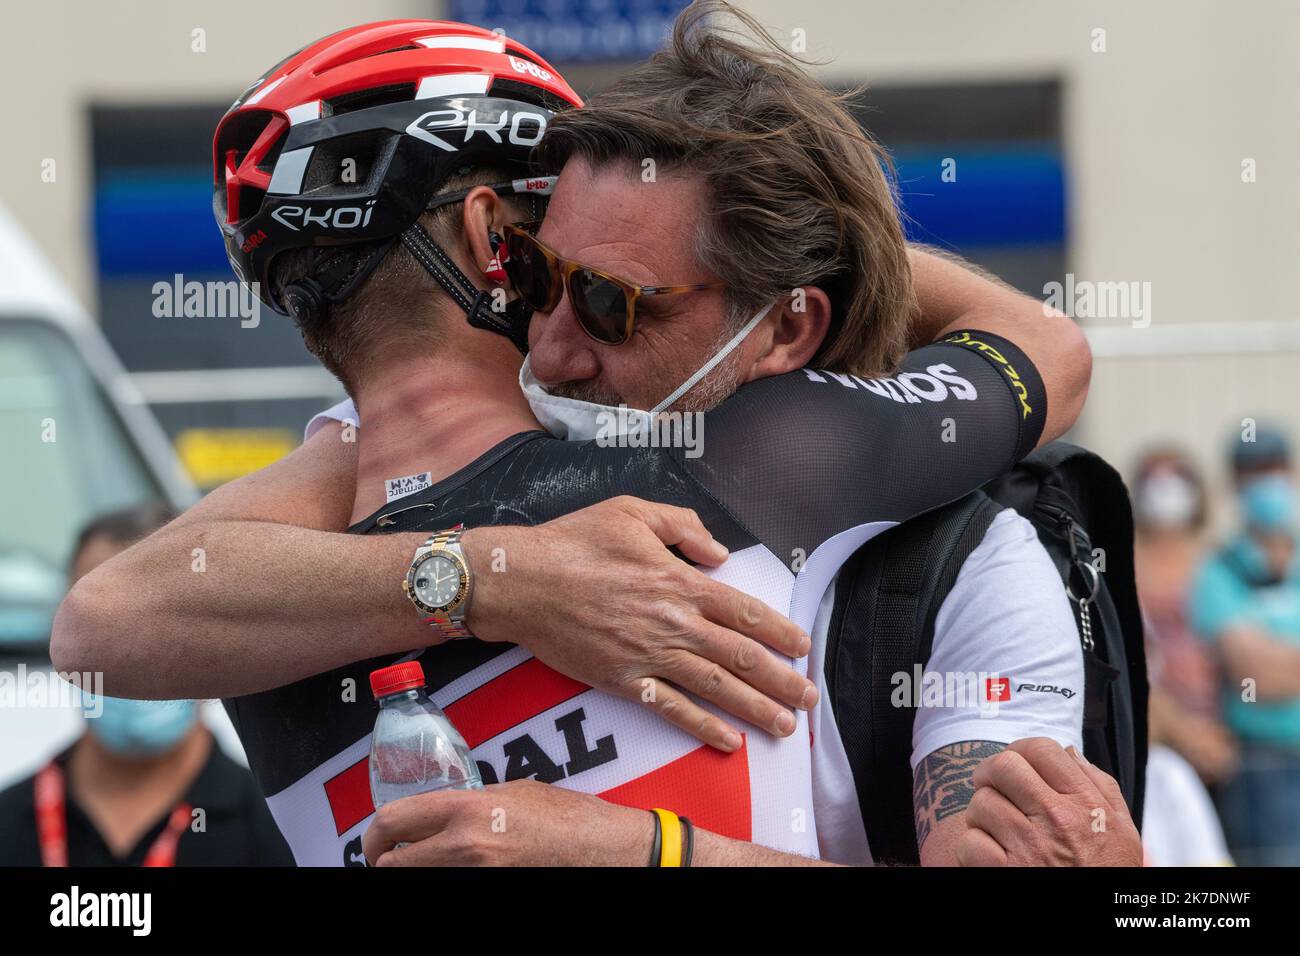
[823,442,1148,864]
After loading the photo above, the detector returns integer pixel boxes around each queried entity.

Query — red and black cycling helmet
[212,20,582,347]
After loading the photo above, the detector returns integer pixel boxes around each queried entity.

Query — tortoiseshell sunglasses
[501,221,724,346]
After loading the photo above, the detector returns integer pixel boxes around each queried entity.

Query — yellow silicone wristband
[652,808,683,868]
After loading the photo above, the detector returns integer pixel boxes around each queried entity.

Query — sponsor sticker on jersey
[386,471,433,502]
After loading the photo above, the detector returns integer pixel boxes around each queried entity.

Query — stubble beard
[547,327,747,414]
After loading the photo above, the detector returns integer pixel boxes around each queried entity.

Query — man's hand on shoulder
[957,737,1142,866]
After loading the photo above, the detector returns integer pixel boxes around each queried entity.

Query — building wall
[3,0,429,305]
[4,0,1296,501]
[740,0,1300,503]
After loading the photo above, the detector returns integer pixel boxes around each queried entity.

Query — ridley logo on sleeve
[1017,683,1077,699]
[985,677,1012,702]
[386,472,433,503]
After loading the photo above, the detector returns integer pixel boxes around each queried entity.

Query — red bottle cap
[370,661,426,699]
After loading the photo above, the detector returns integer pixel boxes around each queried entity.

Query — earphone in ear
[484,231,508,284]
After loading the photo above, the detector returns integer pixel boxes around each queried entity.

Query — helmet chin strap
[279,177,553,349]
[393,176,555,355]
[399,220,532,354]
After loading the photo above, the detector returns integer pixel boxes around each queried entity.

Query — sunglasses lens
[570,269,629,345]
[506,232,555,312]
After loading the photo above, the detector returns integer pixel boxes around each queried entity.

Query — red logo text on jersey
[321,656,755,866]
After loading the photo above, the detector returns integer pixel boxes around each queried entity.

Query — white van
[0,203,195,645]
[0,205,247,789]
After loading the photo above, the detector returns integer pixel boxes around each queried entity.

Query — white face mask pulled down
[520,300,777,442]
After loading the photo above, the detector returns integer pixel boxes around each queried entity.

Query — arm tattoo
[912,740,1006,849]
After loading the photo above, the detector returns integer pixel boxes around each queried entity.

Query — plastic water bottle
[369,660,482,809]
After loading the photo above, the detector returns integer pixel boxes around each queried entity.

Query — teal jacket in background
[1190,533,1300,746]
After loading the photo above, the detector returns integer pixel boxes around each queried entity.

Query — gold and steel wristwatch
[402,526,473,639]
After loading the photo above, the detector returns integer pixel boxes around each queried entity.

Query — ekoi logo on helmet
[405,105,548,153]
[270,200,376,232]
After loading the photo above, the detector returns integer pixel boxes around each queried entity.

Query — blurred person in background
[1190,424,1300,866]
[1134,449,1216,714]
[1140,740,1233,867]
[1133,449,1237,785]
[1142,655,1235,863]
[1143,597,1234,867]
[0,504,292,867]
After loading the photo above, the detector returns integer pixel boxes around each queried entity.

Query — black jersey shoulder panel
[672,331,1047,565]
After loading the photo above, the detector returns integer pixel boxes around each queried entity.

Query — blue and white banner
[449,0,689,63]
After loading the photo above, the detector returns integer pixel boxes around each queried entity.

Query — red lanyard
[34,761,193,868]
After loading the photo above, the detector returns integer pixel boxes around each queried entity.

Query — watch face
[412,554,462,609]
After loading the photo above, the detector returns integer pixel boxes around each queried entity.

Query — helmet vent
[490,78,574,115]
[364,43,420,57]
[254,128,288,173]
[236,186,267,223]
[323,82,417,117]
[215,109,279,176]
[300,130,393,192]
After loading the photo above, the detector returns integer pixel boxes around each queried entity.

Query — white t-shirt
[807,506,1086,864]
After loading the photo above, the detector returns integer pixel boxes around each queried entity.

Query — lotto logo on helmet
[271,201,376,232]
[508,55,553,82]
[406,106,547,152]
[512,176,558,195]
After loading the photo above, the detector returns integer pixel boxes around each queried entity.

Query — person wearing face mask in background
[1133,450,1238,787]
[1189,425,1300,866]
[0,504,293,867]
[1132,450,1234,865]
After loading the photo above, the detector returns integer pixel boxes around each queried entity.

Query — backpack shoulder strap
[826,491,1004,864]
[984,441,1150,826]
